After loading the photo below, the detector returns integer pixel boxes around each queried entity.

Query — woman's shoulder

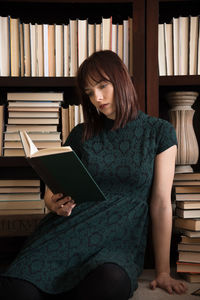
[138,111,174,131]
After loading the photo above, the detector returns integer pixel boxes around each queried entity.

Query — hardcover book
[19,131,106,204]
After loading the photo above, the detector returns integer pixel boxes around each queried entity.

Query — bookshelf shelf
[0,157,30,167]
[0,77,76,88]
[159,76,200,86]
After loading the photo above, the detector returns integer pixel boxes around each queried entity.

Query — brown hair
[76,50,139,141]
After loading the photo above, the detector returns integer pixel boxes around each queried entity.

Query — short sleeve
[156,120,178,155]
[63,123,84,158]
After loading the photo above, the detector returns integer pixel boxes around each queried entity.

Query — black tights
[0,263,131,300]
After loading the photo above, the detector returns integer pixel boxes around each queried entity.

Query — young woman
[0,50,187,299]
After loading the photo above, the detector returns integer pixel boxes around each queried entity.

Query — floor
[131,269,200,300]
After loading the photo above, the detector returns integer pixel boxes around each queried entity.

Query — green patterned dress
[3,111,177,297]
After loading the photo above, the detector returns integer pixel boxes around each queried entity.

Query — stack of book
[174,172,200,283]
[158,15,200,76]
[3,92,63,156]
[0,179,45,215]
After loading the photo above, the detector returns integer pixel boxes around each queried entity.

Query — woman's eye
[100,83,107,89]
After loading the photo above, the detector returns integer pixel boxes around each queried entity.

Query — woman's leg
[0,276,45,300]
[70,263,132,300]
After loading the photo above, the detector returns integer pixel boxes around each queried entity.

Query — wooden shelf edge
[0,77,76,87]
[159,75,200,86]
[0,157,30,167]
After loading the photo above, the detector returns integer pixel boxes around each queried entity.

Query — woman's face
[84,78,116,120]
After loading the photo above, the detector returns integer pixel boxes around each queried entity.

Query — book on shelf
[129,17,133,76]
[177,261,200,273]
[0,193,41,201]
[6,124,58,132]
[0,209,45,216]
[8,111,60,118]
[123,19,129,69]
[0,179,40,187]
[0,105,4,156]
[175,186,200,194]
[7,118,59,125]
[189,15,198,75]
[4,131,61,141]
[176,201,200,209]
[179,229,200,238]
[36,24,44,77]
[61,106,70,144]
[198,18,200,75]
[7,92,64,101]
[179,16,189,75]
[48,24,55,77]
[4,140,61,149]
[88,23,95,56]
[19,22,24,77]
[55,24,64,77]
[164,23,173,76]
[180,235,200,244]
[182,273,200,283]
[174,180,200,186]
[176,194,200,201]
[158,24,166,76]
[69,19,78,76]
[95,23,101,52]
[43,24,48,77]
[10,16,20,77]
[102,17,112,50]
[23,23,31,77]
[8,107,60,112]
[178,251,200,264]
[117,23,123,60]
[175,217,200,231]
[78,19,87,66]
[19,131,106,205]
[30,23,36,77]
[0,186,40,193]
[174,173,200,181]
[0,16,10,76]
[176,208,200,219]
[172,17,179,76]
[178,243,200,252]
[0,200,44,210]
[63,23,69,77]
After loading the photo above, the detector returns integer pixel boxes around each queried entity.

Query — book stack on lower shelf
[173,173,200,283]
[3,92,63,156]
[0,179,46,216]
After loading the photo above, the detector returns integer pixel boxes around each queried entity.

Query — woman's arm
[149,145,187,294]
[44,186,76,217]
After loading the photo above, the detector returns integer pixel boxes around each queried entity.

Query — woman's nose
[94,90,103,102]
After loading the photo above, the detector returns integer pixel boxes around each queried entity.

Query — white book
[55,24,64,77]
[111,23,117,53]
[74,105,79,126]
[158,24,166,76]
[172,17,179,75]
[23,23,31,77]
[117,24,123,60]
[0,16,10,76]
[164,23,173,75]
[19,23,24,77]
[69,19,78,76]
[179,16,189,75]
[123,19,129,69]
[78,19,87,66]
[36,24,44,77]
[88,23,95,56]
[189,16,199,75]
[30,23,36,77]
[102,17,112,50]
[95,23,101,51]
[43,24,49,77]
[10,17,20,76]
[63,24,69,77]
[198,18,200,75]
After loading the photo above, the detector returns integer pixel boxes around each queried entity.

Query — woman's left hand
[149,272,188,294]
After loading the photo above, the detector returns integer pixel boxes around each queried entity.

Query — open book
[19,131,106,204]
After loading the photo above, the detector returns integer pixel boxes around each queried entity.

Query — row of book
[0,15,133,78]
[0,92,84,156]
[174,172,200,283]
[158,15,200,76]
[0,179,46,216]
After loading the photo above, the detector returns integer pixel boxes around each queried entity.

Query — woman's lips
[99,104,108,110]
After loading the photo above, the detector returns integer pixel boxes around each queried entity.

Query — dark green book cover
[28,151,106,204]
[19,131,106,204]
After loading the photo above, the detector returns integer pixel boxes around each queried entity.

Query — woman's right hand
[44,187,76,217]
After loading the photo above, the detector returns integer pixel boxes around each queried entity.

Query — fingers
[149,280,157,290]
[51,194,76,216]
[172,280,188,295]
